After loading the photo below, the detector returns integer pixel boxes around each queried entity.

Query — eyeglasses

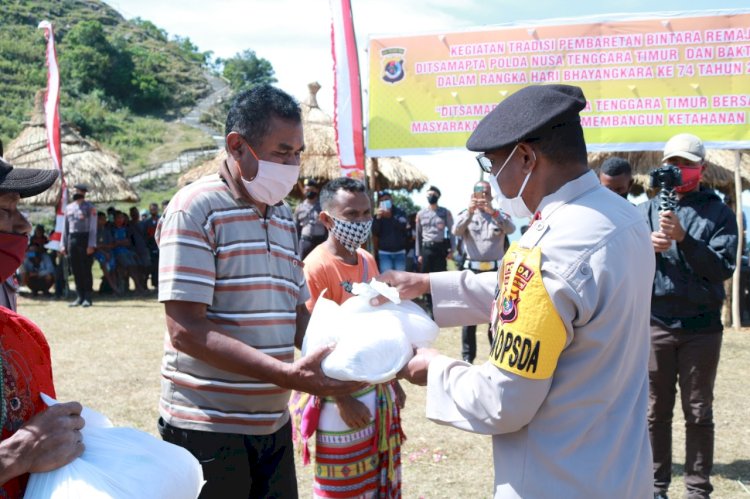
[476,154,493,173]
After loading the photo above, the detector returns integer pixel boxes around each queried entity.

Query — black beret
[74,183,89,192]
[466,84,587,152]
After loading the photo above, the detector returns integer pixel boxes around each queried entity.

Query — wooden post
[368,157,379,193]
[732,150,743,330]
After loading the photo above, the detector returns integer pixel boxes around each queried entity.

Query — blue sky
[106,0,749,219]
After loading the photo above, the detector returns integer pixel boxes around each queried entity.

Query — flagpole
[38,20,66,252]
[330,0,366,182]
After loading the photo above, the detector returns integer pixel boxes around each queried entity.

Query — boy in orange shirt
[302,177,405,498]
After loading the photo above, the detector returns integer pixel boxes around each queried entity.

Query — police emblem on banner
[381,47,406,84]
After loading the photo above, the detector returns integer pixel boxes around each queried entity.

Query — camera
[649,164,683,212]
[649,164,682,190]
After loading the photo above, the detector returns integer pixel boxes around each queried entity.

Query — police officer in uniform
[60,184,97,307]
[452,181,515,363]
[416,186,454,273]
[381,85,654,498]
[294,178,327,260]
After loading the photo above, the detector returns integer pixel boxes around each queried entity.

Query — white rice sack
[303,280,440,383]
[301,291,342,356]
[25,395,204,499]
[321,313,413,384]
[342,281,439,348]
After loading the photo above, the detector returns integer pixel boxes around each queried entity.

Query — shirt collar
[534,169,599,222]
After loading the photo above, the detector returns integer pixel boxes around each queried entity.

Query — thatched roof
[588,149,750,197]
[179,82,428,193]
[179,149,226,187]
[6,92,139,206]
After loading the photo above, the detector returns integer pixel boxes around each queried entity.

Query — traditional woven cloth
[313,383,404,498]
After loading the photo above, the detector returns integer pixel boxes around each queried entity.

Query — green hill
[0,0,212,171]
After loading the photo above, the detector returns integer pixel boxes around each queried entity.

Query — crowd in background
[17,200,168,299]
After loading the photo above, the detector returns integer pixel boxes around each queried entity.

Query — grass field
[17,293,750,498]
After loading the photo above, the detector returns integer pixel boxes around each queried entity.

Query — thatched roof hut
[179,82,428,193]
[588,149,750,197]
[5,92,139,206]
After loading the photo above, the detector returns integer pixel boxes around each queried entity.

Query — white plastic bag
[24,395,204,499]
[303,279,439,383]
[322,313,413,383]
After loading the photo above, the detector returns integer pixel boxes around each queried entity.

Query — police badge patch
[381,47,406,84]
[489,242,566,380]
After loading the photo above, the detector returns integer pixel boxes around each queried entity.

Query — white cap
[662,133,705,163]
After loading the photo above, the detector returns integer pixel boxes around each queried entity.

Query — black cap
[466,84,587,152]
[378,189,392,199]
[427,185,441,197]
[74,183,89,192]
[303,178,319,188]
[0,157,59,198]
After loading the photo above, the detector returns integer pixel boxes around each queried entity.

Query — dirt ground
[17,294,750,498]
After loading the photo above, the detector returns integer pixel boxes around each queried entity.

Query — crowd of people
[15,198,167,304]
[0,82,741,499]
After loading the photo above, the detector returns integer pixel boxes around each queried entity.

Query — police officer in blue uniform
[60,184,97,307]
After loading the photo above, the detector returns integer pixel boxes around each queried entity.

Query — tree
[59,21,115,95]
[221,50,276,92]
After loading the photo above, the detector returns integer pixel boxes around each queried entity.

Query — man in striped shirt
[156,85,362,498]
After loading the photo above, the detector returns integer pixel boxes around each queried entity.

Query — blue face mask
[27,251,37,258]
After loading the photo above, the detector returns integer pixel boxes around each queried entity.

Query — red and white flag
[38,20,66,251]
[330,0,365,178]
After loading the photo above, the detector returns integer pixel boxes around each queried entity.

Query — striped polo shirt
[156,170,309,435]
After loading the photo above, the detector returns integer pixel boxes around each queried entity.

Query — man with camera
[452,181,514,363]
[639,133,738,499]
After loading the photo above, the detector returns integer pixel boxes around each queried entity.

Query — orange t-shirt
[303,244,379,310]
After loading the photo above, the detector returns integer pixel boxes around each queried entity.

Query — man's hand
[334,395,372,429]
[398,348,439,386]
[0,401,85,483]
[287,345,366,397]
[651,231,672,253]
[86,246,95,256]
[376,207,392,219]
[468,198,478,213]
[393,380,407,409]
[658,211,686,243]
[371,270,430,305]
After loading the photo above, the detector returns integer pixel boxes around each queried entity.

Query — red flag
[38,20,66,251]
[330,0,365,178]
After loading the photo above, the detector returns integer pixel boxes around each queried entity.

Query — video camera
[649,164,683,212]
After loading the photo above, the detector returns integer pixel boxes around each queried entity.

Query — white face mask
[488,144,536,219]
[239,145,300,206]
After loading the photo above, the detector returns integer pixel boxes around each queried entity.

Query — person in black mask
[0,157,85,497]
[294,178,328,260]
[59,184,97,307]
[598,157,634,200]
[415,185,454,315]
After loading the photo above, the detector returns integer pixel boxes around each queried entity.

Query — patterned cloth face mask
[328,215,372,253]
